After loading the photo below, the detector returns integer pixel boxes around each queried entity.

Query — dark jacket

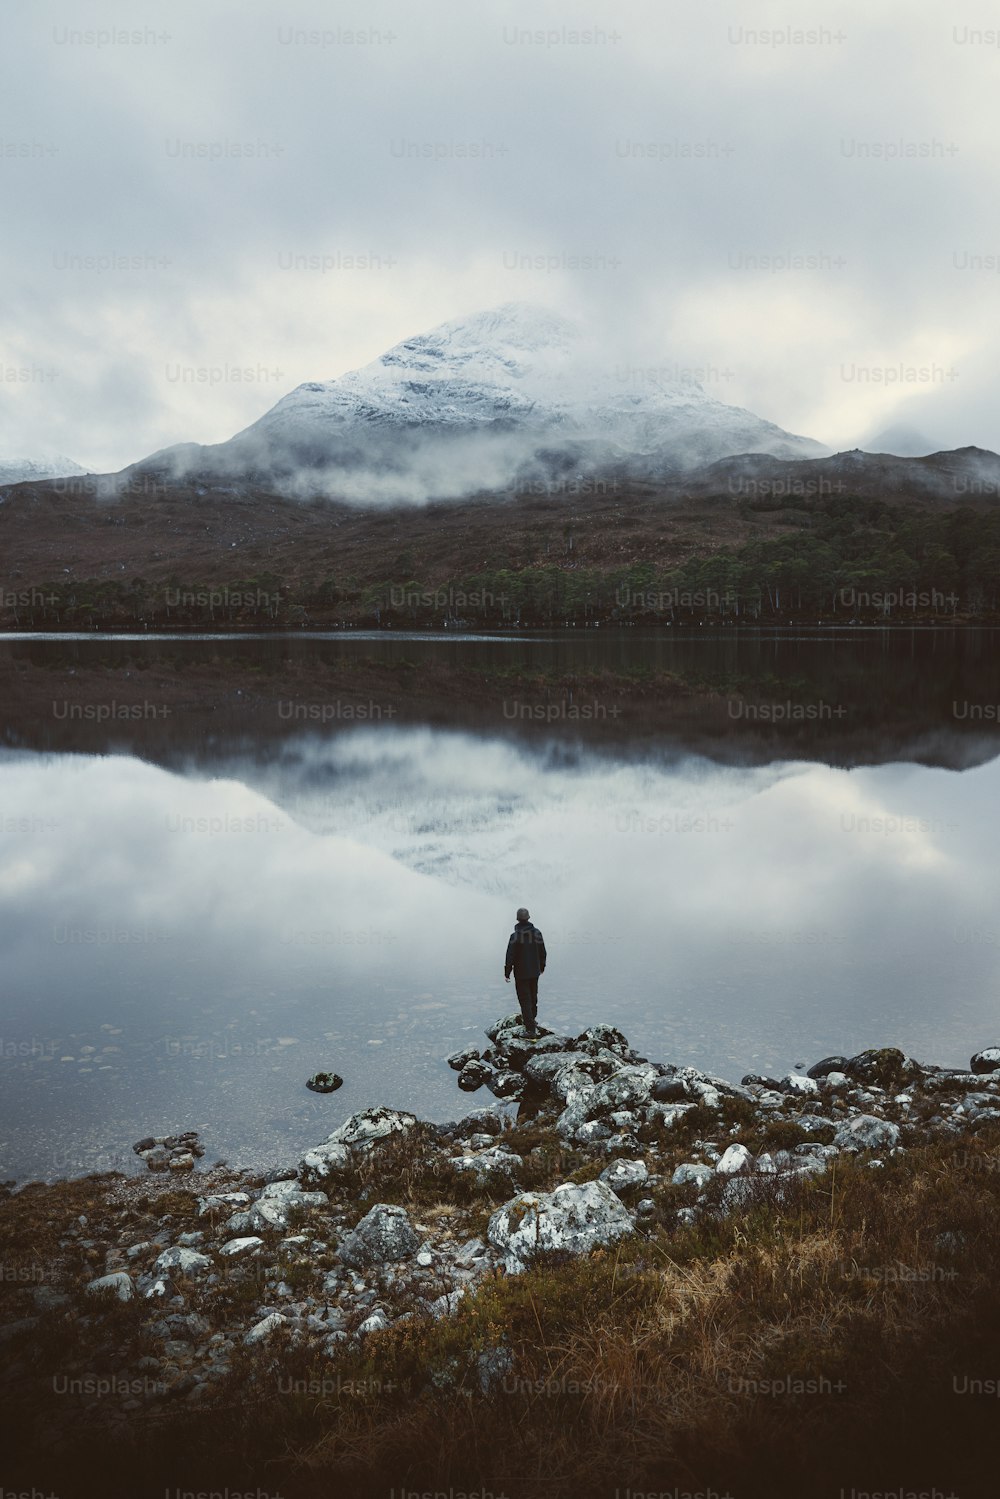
[505,921,547,980]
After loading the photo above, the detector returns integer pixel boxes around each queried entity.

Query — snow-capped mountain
[0,451,85,485]
[136,302,826,503]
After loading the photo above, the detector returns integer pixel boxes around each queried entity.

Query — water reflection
[2,727,999,1181]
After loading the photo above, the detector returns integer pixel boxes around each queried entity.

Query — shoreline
[4,1017,1000,1494]
[3,621,1000,638]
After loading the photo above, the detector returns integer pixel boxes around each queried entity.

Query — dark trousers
[514,973,538,1028]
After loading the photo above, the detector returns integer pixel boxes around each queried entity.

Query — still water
[2,631,1000,1181]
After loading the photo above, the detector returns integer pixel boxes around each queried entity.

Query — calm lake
[2,629,1000,1182]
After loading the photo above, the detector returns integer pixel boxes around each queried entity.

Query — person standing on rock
[504,907,547,1037]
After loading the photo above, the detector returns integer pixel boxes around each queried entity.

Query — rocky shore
[4,1014,1000,1434]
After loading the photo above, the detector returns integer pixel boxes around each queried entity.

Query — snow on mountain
[0,452,86,485]
[136,302,826,503]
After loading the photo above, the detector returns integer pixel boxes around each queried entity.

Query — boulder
[652,1075,690,1103]
[337,1203,420,1269]
[458,1059,495,1092]
[299,1107,417,1183]
[219,1237,264,1258]
[574,1024,636,1059]
[781,1072,821,1097]
[716,1143,754,1176]
[450,1145,524,1180]
[487,1180,635,1268]
[86,1272,134,1302]
[599,1159,648,1194]
[843,1048,922,1092]
[970,1047,1000,1075]
[671,1162,714,1189]
[299,1143,350,1187]
[486,1070,526,1100]
[833,1114,901,1152]
[327,1106,417,1150]
[154,1246,212,1277]
[807,1056,852,1080]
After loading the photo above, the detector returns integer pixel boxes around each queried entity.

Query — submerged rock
[133,1131,205,1172]
[306,1072,343,1094]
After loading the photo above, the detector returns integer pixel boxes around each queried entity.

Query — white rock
[244,1313,286,1345]
[219,1237,264,1258]
[154,1246,212,1276]
[716,1144,753,1176]
[782,1072,820,1097]
[449,1145,523,1179]
[487,1180,634,1268]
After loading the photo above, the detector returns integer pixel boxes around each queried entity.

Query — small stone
[244,1313,285,1345]
[447,1046,482,1071]
[86,1272,134,1302]
[219,1237,264,1258]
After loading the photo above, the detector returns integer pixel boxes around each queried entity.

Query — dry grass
[5,1134,1000,1497]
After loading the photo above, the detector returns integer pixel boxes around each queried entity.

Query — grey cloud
[2,0,999,469]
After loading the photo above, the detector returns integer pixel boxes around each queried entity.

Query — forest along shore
[4,1018,1000,1494]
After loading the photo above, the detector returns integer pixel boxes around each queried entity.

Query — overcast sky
[2,0,999,471]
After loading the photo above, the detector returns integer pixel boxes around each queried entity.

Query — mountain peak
[136,304,826,503]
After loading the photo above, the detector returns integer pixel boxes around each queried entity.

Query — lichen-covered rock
[244,1313,285,1345]
[458,1059,495,1092]
[574,1024,635,1059]
[219,1236,264,1258]
[652,1074,690,1103]
[299,1107,417,1184]
[306,1071,343,1094]
[833,1114,901,1151]
[843,1048,922,1092]
[449,1145,524,1180]
[447,1045,482,1071]
[86,1272,134,1302]
[154,1246,212,1277]
[337,1203,420,1269]
[487,1180,635,1268]
[970,1046,1000,1075]
[486,1070,526,1100]
[781,1072,820,1097]
[672,1162,714,1189]
[598,1158,648,1193]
